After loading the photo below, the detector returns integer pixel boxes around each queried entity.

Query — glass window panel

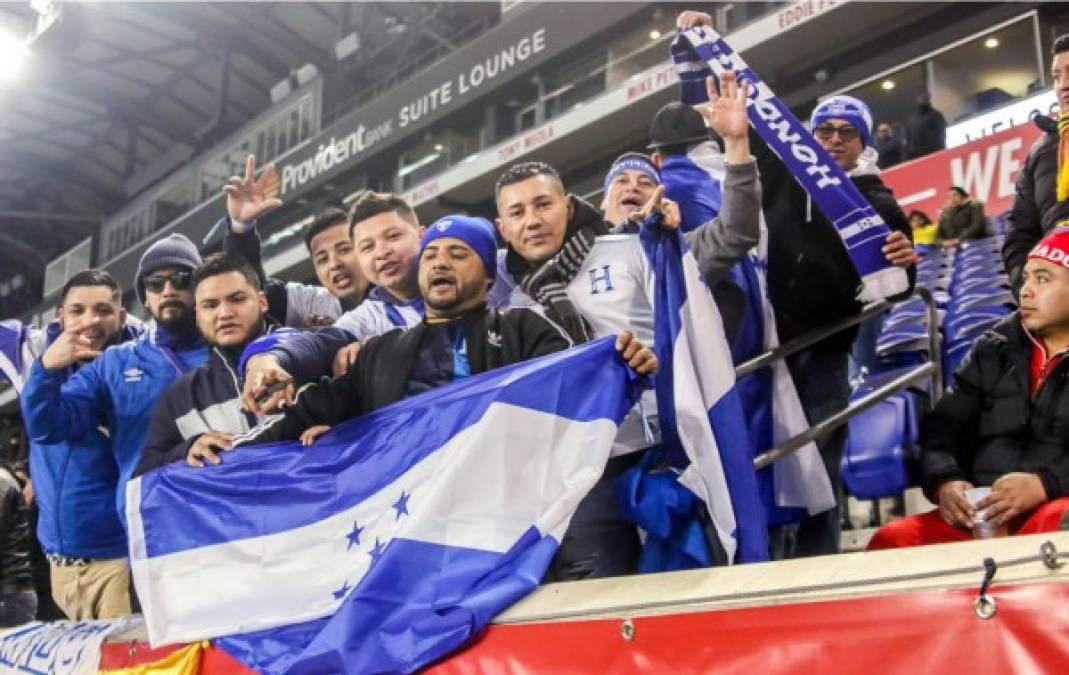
[930,19,1040,123]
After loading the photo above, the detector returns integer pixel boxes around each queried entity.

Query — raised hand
[696,72,750,142]
[222,154,283,224]
[631,185,682,230]
[676,10,714,30]
[40,327,103,370]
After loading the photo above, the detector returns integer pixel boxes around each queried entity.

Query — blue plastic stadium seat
[841,397,909,499]
[944,314,1001,343]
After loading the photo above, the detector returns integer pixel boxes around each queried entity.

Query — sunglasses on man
[813,123,861,142]
[143,270,193,293]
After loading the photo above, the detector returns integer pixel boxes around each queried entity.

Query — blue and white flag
[672,27,909,302]
[659,144,835,522]
[126,338,644,674]
[639,219,768,564]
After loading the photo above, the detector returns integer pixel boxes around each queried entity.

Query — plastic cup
[965,487,1003,539]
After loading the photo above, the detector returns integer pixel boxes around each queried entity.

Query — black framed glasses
[813,123,861,142]
[143,270,192,293]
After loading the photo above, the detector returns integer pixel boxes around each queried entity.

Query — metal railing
[738,286,943,471]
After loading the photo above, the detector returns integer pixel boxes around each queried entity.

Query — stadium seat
[841,397,909,500]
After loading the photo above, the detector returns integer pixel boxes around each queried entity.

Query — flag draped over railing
[126,338,644,674]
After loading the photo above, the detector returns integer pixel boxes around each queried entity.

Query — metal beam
[0,206,101,224]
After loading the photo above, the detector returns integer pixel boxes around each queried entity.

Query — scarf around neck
[505,195,609,344]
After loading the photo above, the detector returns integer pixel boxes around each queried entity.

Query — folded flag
[126,338,645,674]
[672,27,909,302]
[638,217,768,564]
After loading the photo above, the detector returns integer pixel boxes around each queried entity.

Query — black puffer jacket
[753,133,915,351]
[921,314,1069,502]
[0,463,33,594]
[1003,115,1069,287]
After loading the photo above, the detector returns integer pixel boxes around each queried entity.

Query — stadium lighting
[881,79,895,91]
[649,30,662,40]
[0,30,28,83]
[984,37,999,49]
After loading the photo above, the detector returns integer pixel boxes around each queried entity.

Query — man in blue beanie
[231,215,658,447]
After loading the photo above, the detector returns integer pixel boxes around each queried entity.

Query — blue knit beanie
[810,95,874,147]
[420,216,498,281]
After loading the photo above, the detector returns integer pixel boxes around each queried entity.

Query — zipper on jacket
[215,348,251,432]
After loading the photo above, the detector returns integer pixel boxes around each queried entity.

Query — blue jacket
[1,319,142,558]
[21,325,209,518]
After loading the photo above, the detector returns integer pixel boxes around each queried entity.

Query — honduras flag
[125,338,645,674]
[637,218,768,564]
[659,144,835,524]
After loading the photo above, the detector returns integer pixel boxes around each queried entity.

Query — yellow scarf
[1058,111,1069,201]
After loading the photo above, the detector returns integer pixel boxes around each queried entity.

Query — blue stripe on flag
[217,527,556,674]
[640,221,768,563]
[135,338,641,558]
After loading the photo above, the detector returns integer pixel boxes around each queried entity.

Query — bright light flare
[0,30,28,83]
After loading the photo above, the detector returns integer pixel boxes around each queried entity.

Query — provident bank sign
[277,4,645,198]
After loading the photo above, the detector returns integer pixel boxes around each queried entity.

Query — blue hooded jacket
[0,319,142,558]
[21,323,209,520]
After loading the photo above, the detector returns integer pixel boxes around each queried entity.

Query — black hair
[192,252,261,291]
[949,186,968,198]
[1053,34,1069,55]
[59,269,121,307]
[348,191,418,237]
[494,161,564,196]
[908,209,931,224]
[302,206,350,251]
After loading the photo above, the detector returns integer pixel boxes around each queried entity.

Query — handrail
[739,285,943,470]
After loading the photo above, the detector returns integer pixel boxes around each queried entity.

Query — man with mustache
[240,191,518,412]
[21,234,210,524]
[136,254,288,474]
[231,216,656,451]
[3,271,140,620]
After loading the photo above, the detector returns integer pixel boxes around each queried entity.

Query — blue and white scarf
[672,27,909,302]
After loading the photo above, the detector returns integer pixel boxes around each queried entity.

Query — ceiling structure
[0,1,498,317]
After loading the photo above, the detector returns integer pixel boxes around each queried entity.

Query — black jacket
[238,306,569,446]
[1003,116,1069,287]
[937,200,987,242]
[135,329,286,476]
[921,315,1069,502]
[752,132,915,351]
[906,105,947,159]
[875,135,905,169]
[0,463,33,594]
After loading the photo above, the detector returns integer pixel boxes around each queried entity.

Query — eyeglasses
[143,270,192,293]
[813,123,861,142]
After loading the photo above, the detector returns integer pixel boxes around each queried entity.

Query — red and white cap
[1028,228,1069,269]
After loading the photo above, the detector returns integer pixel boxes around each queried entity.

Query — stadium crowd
[2,10,1069,630]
